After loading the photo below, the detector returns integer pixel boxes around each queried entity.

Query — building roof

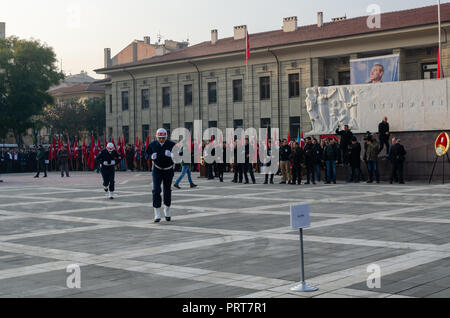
[49,83,105,97]
[96,3,450,73]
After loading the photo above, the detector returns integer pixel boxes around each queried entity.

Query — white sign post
[290,205,318,293]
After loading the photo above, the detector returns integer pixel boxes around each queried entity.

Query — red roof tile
[96,3,450,72]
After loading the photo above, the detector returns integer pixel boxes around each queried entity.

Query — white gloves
[103,161,108,166]
[151,153,157,160]
[165,150,174,158]
[111,160,116,165]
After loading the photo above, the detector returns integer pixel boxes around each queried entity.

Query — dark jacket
[335,128,354,151]
[290,147,305,166]
[280,145,292,161]
[145,140,176,169]
[323,144,340,162]
[389,143,407,163]
[379,121,390,141]
[312,143,323,165]
[303,143,315,165]
[348,142,362,167]
[36,148,46,161]
[364,140,379,162]
[95,149,121,169]
[57,150,69,164]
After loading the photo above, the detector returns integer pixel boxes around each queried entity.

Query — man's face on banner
[369,65,384,83]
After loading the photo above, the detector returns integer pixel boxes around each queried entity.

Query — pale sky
[1,0,447,79]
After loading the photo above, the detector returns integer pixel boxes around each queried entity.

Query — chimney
[234,25,247,40]
[144,36,151,45]
[211,29,218,45]
[283,17,298,32]
[0,22,5,39]
[133,40,138,62]
[317,12,324,27]
[104,48,111,68]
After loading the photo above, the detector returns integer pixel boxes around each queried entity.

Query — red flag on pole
[104,136,108,150]
[73,139,79,159]
[88,136,95,170]
[245,31,250,66]
[300,130,305,148]
[287,132,291,144]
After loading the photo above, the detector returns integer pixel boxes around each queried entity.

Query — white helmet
[107,143,115,151]
[156,128,168,139]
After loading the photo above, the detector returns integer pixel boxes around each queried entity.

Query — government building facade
[95,4,450,145]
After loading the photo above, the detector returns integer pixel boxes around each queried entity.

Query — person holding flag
[96,143,121,200]
[145,128,176,223]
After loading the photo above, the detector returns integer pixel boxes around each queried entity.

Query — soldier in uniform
[58,146,70,178]
[34,145,47,178]
[95,143,121,199]
[145,128,176,223]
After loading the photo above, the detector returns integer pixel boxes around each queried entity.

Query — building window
[208,121,218,128]
[260,77,271,100]
[289,117,300,141]
[109,95,113,113]
[338,71,351,85]
[422,63,438,79]
[122,126,129,144]
[162,87,171,107]
[260,118,271,139]
[233,79,243,102]
[121,91,129,111]
[163,123,171,138]
[288,74,300,98]
[233,119,243,130]
[184,84,193,106]
[141,89,149,109]
[142,125,149,142]
[208,82,217,104]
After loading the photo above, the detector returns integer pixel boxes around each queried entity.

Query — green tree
[84,97,106,137]
[0,36,64,146]
[42,98,88,139]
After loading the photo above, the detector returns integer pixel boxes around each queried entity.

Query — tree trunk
[13,129,23,148]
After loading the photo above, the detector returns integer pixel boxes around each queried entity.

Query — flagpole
[438,0,442,77]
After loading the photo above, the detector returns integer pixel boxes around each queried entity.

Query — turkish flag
[245,31,250,66]
[73,139,79,159]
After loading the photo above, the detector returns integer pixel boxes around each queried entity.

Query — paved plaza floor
[0,171,450,298]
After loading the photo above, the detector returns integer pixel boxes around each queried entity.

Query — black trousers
[233,164,243,183]
[243,163,256,183]
[36,160,47,177]
[152,168,174,208]
[390,161,404,183]
[101,167,115,192]
[379,138,390,155]
[60,161,69,177]
[292,164,302,184]
[264,173,274,183]
[216,163,224,181]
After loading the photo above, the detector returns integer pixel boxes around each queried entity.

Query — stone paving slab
[1,172,450,298]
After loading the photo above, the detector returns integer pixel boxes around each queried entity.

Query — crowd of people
[0,117,407,185]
